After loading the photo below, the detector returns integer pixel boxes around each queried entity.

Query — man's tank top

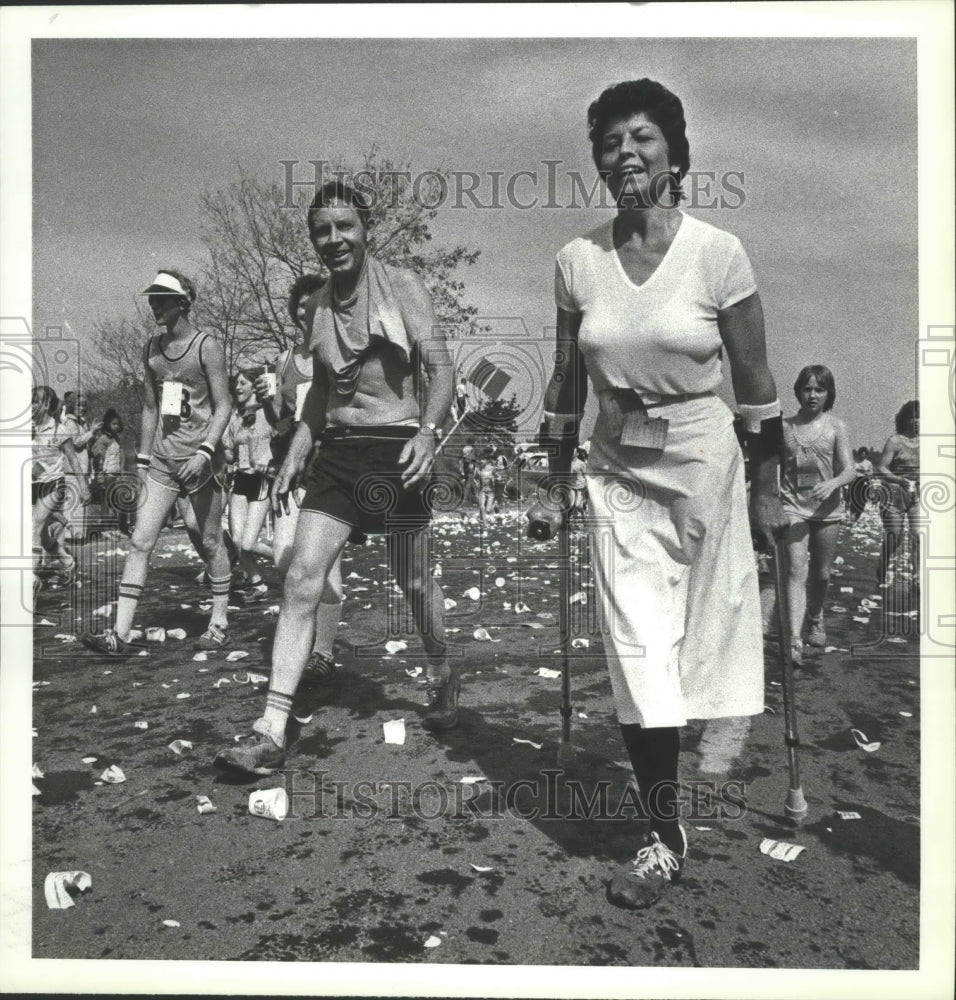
[781,413,843,522]
[147,330,216,461]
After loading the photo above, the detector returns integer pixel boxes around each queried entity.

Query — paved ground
[29,506,922,969]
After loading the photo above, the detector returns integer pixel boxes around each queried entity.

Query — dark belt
[320,424,419,441]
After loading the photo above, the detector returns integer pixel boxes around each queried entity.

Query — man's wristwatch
[419,422,441,438]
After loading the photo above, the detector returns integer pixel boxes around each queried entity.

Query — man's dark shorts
[301,426,433,534]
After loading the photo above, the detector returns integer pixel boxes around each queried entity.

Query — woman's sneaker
[194,624,229,651]
[80,628,141,656]
[422,668,460,731]
[805,615,827,647]
[608,827,687,910]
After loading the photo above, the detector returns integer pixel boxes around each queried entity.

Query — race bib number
[620,411,669,451]
[160,380,185,416]
[238,441,250,469]
[796,454,820,489]
[295,382,309,422]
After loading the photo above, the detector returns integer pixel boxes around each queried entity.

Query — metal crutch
[555,514,575,766]
[771,536,808,824]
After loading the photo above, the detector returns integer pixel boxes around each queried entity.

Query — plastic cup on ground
[248,787,288,822]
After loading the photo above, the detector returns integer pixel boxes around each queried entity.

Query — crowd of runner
[31,76,922,912]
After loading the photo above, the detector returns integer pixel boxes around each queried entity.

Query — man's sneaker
[790,637,804,667]
[79,628,142,656]
[213,718,286,777]
[300,651,337,686]
[195,624,229,651]
[805,615,827,648]
[422,668,460,731]
[608,827,687,910]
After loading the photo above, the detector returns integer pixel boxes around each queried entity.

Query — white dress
[555,212,765,727]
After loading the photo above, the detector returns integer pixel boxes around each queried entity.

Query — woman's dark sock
[619,722,683,853]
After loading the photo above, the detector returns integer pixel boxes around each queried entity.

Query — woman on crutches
[529,79,786,909]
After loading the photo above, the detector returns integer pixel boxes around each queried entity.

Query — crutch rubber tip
[784,787,808,824]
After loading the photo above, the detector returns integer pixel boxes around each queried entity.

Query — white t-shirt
[554,212,756,396]
[33,417,64,483]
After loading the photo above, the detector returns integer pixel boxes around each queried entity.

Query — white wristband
[738,401,781,435]
[543,411,582,436]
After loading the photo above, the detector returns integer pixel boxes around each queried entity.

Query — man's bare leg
[214,510,350,775]
[390,527,457,729]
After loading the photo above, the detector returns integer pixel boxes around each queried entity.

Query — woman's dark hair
[32,385,60,420]
[588,79,691,191]
[895,399,919,434]
[307,179,372,237]
[229,369,259,398]
[793,364,836,411]
[287,272,328,326]
[101,407,123,433]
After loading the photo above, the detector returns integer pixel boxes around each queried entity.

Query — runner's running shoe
[300,651,337,685]
[213,718,286,777]
[194,624,229,651]
[241,582,269,604]
[79,628,142,656]
[608,827,687,910]
[805,615,827,647]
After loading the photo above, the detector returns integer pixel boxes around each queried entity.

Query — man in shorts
[81,270,234,654]
[215,180,455,777]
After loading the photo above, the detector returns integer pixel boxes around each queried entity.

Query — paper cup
[382,719,407,745]
[249,787,288,822]
[146,627,166,642]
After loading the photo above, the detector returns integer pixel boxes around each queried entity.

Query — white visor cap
[141,272,192,297]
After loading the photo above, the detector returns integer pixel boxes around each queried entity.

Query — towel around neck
[307,255,414,397]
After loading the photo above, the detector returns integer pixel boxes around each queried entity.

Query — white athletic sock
[114,582,144,639]
[262,690,293,746]
[208,573,231,628]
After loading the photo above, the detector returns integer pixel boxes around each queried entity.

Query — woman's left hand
[807,480,834,503]
[253,374,274,401]
[749,490,788,550]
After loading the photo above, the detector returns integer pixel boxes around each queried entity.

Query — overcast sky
[32,35,918,446]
